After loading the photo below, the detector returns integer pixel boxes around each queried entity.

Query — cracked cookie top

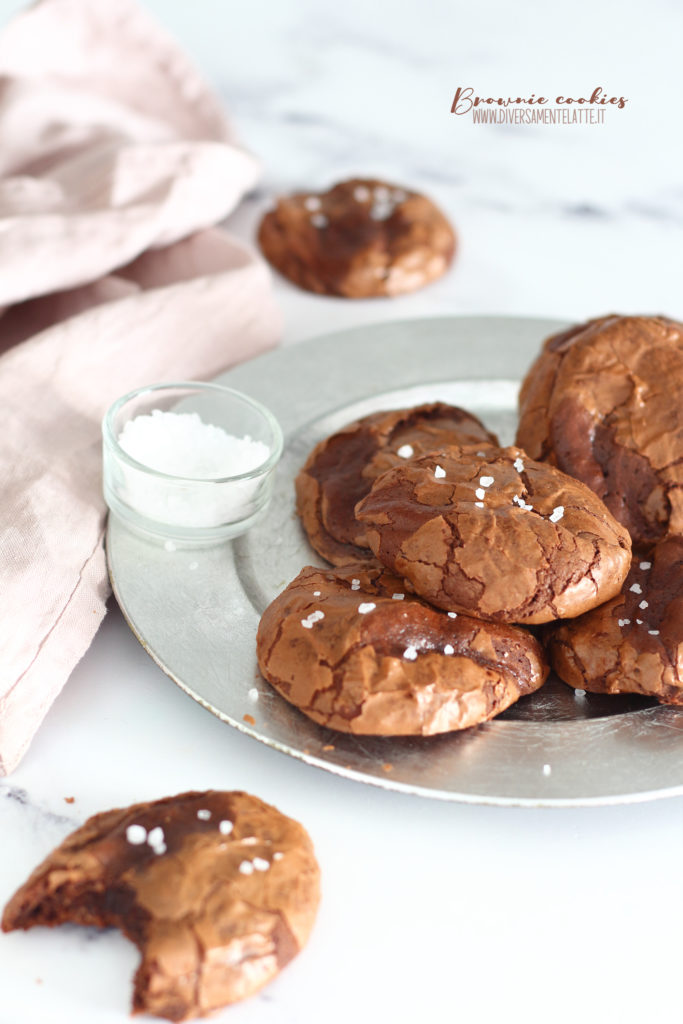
[515,314,683,549]
[2,791,320,1022]
[295,402,498,566]
[354,445,632,624]
[546,536,683,703]
[256,563,548,735]
[257,178,456,298]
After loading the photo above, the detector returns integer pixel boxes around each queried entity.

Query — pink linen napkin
[0,0,282,774]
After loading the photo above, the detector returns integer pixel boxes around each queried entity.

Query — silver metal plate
[107,316,683,806]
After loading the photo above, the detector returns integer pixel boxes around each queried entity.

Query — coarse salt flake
[197,809,211,821]
[542,764,552,776]
[253,857,270,871]
[351,579,361,590]
[434,465,446,479]
[475,487,486,500]
[639,600,649,609]
[397,444,414,458]
[313,590,321,596]
[358,602,376,614]
[640,561,652,570]
[301,610,325,629]
[147,827,164,847]
[374,185,391,201]
[273,852,284,861]
[392,593,405,600]
[126,825,147,845]
[513,458,525,472]
[248,688,259,702]
[549,506,564,523]
[219,820,234,835]
[630,583,642,594]
[480,476,494,487]
[353,185,371,202]
[618,619,630,627]
[239,861,254,875]
[311,213,328,228]
[636,619,643,625]
[575,689,586,696]
[444,644,454,655]
[403,646,418,661]
[475,501,484,508]
[649,630,660,636]
[304,196,321,211]
[448,612,457,618]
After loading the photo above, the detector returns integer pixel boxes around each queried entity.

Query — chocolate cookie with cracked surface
[355,445,632,624]
[256,563,549,735]
[257,178,455,297]
[2,791,320,1021]
[296,402,498,566]
[546,536,683,703]
[516,314,683,549]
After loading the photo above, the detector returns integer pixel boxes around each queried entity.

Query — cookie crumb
[322,744,335,752]
[64,796,75,804]
[243,714,256,725]
[381,762,394,772]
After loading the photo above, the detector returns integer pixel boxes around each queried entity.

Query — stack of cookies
[257,315,682,735]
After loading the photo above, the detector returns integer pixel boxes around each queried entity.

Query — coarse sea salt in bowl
[102,382,283,545]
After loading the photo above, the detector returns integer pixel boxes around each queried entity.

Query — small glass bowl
[102,382,283,545]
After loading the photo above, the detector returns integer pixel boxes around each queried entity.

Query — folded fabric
[0,0,282,774]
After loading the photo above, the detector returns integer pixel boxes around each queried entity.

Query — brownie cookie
[257,178,455,298]
[546,536,683,703]
[355,445,632,624]
[2,791,320,1021]
[256,563,549,735]
[516,314,683,548]
[296,402,498,565]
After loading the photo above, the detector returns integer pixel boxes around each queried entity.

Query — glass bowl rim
[102,380,284,485]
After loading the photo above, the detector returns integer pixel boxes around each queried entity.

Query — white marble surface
[3,1,683,1022]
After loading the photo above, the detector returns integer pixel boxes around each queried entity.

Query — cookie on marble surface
[354,445,632,624]
[516,314,683,549]
[546,536,683,703]
[2,791,320,1022]
[257,178,455,297]
[256,563,549,735]
[295,402,498,566]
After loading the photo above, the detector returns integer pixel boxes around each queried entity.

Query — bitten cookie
[516,314,683,548]
[256,563,549,735]
[296,402,498,565]
[257,178,455,298]
[354,445,632,624]
[2,791,320,1022]
[546,537,683,703]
